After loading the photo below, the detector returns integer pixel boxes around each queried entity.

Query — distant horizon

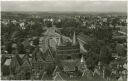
[1,1,127,13]
[1,10,127,14]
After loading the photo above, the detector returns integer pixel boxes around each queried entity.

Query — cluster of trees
[82,26,126,80]
[1,20,45,54]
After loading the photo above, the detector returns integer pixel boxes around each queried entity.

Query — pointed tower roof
[81,55,85,63]
[77,55,87,71]
[72,31,76,45]
[58,36,63,46]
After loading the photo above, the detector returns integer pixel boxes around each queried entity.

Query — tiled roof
[22,54,32,67]
[10,55,21,68]
[77,33,94,43]
[43,27,60,37]
[45,47,54,62]
[16,55,23,65]
[81,69,93,80]
[59,72,70,80]
[57,49,80,55]
[22,58,31,67]
[32,46,45,62]
[4,58,11,66]
[19,54,25,59]
[1,55,7,66]
[56,45,80,55]
[57,45,79,50]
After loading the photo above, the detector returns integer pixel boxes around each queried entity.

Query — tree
[93,26,113,42]
[2,65,10,76]
[29,23,43,36]
[6,41,12,54]
[100,46,112,65]
[86,51,99,71]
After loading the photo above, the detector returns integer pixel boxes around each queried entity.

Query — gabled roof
[29,54,32,57]
[32,47,38,62]
[41,72,52,80]
[19,54,25,59]
[32,55,37,63]
[1,55,7,66]
[45,54,54,62]
[22,54,29,62]
[22,58,31,67]
[16,55,23,65]
[41,72,47,80]
[82,70,87,77]
[32,46,45,62]
[45,48,54,62]
[22,54,32,67]
[36,49,45,62]
[81,69,93,80]
[80,70,87,80]
[11,55,21,67]
[53,66,61,76]
[58,72,70,80]
[53,72,63,80]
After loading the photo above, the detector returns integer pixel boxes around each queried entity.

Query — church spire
[72,31,76,45]
[58,36,63,46]
[81,55,85,63]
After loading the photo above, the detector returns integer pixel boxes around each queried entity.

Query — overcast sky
[1,1,127,13]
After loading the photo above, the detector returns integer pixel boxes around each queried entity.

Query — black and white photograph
[1,0,127,81]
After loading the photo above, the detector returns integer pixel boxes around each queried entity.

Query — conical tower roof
[81,55,85,63]
[72,31,76,45]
